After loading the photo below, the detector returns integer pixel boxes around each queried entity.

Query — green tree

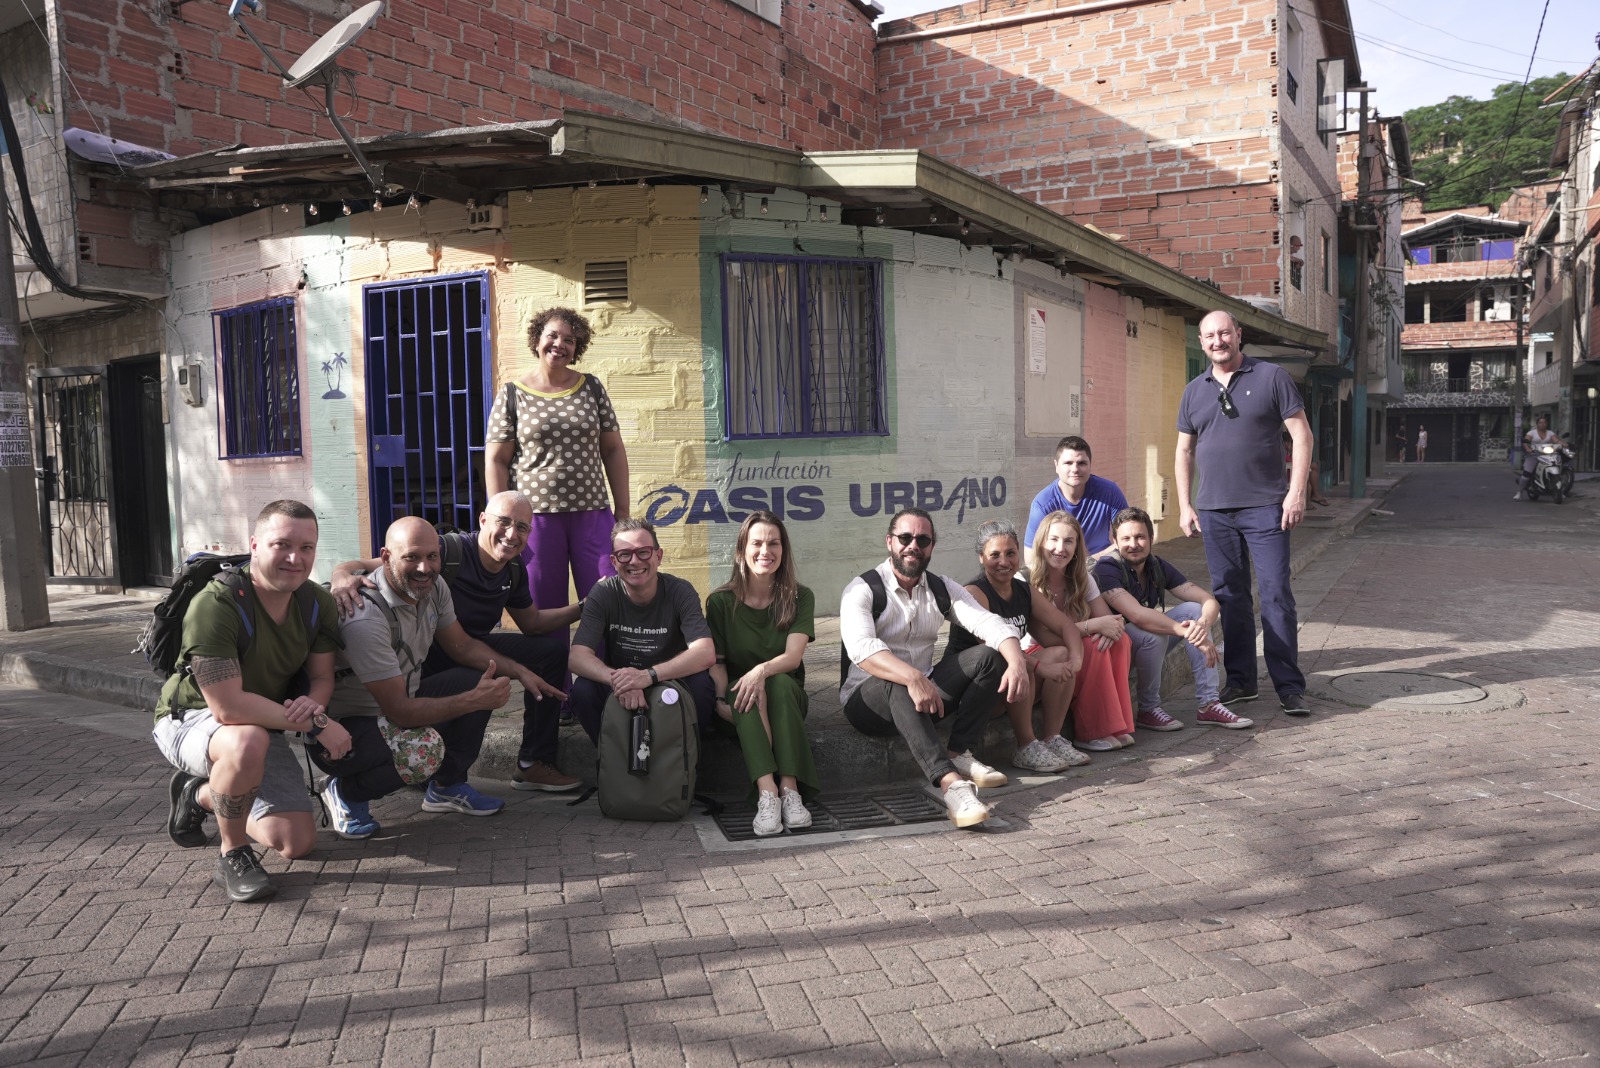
[1405,73,1573,212]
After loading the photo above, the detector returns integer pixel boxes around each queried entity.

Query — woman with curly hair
[706,512,818,837]
[1028,510,1135,753]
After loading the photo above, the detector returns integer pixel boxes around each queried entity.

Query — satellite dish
[228,0,391,194]
[284,2,386,89]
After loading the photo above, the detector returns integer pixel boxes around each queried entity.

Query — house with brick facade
[6,0,1329,603]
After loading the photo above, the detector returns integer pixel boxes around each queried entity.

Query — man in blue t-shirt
[1175,310,1313,717]
[331,492,579,791]
[1022,436,1129,556]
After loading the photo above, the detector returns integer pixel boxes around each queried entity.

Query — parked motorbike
[1522,442,1575,504]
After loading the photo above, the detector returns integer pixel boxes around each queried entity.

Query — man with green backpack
[151,500,346,903]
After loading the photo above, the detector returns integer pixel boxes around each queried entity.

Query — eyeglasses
[488,514,532,536]
[1218,388,1239,419]
[611,547,660,564]
[892,532,933,549]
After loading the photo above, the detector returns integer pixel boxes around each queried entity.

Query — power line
[1352,0,1587,67]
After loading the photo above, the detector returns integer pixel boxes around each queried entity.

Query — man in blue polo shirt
[1022,436,1129,556]
[1175,310,1313,717]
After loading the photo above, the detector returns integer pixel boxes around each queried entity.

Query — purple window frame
[213,296,302,460]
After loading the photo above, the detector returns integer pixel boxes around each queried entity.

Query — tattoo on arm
[211,787,259,820]
[191,656,242,688]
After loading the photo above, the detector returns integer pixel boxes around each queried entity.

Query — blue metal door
[364,273,492,553]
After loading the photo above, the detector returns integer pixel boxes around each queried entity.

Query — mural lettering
[641,475,1006,528]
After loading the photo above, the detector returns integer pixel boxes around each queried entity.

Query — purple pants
[520,508,616,690]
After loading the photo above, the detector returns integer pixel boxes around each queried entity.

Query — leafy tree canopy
[1404,73,1573,212]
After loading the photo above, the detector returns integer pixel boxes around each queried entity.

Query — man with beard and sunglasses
[838,508,1032,829]
[567,519,717,743]
[1175,310,1314,719]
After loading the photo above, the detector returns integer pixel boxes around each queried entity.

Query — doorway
[108,357,174,586]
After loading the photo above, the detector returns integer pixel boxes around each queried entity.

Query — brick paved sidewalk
[3,468,1599,1066]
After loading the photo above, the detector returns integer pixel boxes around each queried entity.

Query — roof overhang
[1402,213,1525,243]
[130,110,1325,349]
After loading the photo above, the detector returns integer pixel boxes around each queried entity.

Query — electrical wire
[1352,0,1586,67]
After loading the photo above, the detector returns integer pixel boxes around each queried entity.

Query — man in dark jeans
[838,508,1031,830]
[317,517,563,839]
[331,491,582,791]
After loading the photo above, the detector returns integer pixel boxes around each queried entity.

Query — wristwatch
[647,667,660,686]
[307,710,330,738]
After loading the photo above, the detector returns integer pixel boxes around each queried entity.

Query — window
[213,297,302,458]
[1284,11,1302,104]
[1321,231,1331,292]
[721,254,886,439]
[1480,240,1514,261]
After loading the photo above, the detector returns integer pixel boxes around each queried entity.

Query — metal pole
[1349,88,1372,498]
[0,186,51,630]
[1555,170,1576,439]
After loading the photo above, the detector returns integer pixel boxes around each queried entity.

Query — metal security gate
[33,368,117,583]
[364,273,492,553]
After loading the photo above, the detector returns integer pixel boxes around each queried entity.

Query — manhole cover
[709,789,947,843]
[1310,670,1523,715]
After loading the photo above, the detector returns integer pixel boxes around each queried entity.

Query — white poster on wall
[1022,295,1083,438]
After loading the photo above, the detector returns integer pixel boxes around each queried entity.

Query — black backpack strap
[841,569,890,687]
[925,572,953,620]
[358,587,420,689]
[216,570,257,663]
[439,531,465,586]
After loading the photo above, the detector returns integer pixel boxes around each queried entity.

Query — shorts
[152,709,313,819]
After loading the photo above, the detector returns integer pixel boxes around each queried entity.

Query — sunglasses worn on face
[611,547,659,564]
[893,533,933,549]
[1218,388,1239,419]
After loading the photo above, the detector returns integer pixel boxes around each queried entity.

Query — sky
[871,0,1599,117]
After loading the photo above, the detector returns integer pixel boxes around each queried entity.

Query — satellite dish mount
[228,0,390,196]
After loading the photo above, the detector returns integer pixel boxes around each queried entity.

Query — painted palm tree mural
[321,351,348,399]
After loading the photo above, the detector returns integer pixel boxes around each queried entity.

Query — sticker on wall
[321,351,349,400]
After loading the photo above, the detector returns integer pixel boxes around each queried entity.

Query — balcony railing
[1404,375,1509,395]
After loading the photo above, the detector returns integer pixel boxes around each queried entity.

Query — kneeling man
[1093,507,1252,731]
[154,499,347,902]
[839,508,1030,829]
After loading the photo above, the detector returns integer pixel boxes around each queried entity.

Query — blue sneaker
[321,776,379,839]
[421,780,504,817]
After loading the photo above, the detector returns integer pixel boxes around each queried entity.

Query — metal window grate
[584,260,630,305]
[213,297,302,459]
[721,253,886,440]
[364,273,492,552]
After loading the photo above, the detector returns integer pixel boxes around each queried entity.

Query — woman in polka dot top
[485,307,631,618]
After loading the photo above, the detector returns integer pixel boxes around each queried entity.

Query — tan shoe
[512,761,582,792]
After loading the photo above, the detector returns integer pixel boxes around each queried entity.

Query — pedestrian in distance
[1175,309,1312,717]
[839,508,1033,829]
[1415,426,1428,464]
[1026,510,1136,752]
[939,518,1088,775]
[706,512,819,837]
[154,500,346,903]
[1093,507,1253,732]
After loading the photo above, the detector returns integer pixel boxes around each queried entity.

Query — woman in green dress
[706,511,818,837]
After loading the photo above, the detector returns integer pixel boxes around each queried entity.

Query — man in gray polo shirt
[316,517,550,838]
[1175,310,1314,718]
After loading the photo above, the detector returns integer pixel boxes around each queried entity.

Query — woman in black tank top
[939,520,1089,774]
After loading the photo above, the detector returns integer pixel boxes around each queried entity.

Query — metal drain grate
[710,789,947,843]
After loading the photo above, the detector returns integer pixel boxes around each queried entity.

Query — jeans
[1199,505,1304,698]
[313,670,493,801]
[569,670,717,744]
[1125,601,1220,710]
[424,631,567,766]
[843,645,1004,787]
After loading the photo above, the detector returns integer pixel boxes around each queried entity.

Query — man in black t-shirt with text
[331,491,577,790]
[568,519,716,742]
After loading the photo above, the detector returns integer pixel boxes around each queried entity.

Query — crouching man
[839,508,1031,829]
[154,500,347,903]
[317,517,562,838]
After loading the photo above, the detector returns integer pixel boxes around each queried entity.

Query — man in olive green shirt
[152,500,346,903]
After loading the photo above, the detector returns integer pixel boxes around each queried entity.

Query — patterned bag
[377,717,444,785]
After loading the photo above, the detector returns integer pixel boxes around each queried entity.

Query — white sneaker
[752,791,783,837]
[943,779,990,828]
[1043,735,1092,767]
[950,750,1008,788]
[1012,739,1070,773]
[1075,737,1120,752]
[779,788,812,830]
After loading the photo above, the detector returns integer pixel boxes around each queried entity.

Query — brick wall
[60,0,880,157]
[877,0,1290,301]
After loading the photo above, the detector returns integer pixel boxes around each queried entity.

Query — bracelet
[715,693,728,704]
[647,666,659,686]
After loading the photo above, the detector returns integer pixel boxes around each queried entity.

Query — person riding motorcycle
[1515,415,1571,501]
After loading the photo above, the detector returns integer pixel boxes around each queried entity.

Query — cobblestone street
[2,465,1597,1066]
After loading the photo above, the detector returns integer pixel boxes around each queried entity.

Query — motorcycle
[1522,441,1575,504]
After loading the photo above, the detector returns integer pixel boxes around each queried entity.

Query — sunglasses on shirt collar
[1218,388,1239,419]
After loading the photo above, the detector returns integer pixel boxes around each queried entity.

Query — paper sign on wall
[1028,307,1048,375]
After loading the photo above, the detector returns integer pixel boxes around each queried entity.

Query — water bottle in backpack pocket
[597,684,698,821]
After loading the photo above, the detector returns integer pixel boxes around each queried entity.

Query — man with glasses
[839,508,1032,829]
[331,491,582,792]
[318,517,561,838]
[567,519,716,743]
[1175,310,1314,718]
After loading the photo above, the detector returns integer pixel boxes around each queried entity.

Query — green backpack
[596,684,699,821]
